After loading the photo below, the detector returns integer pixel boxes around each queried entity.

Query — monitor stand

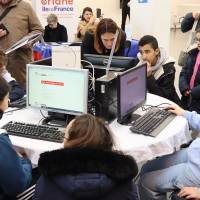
[118,113,141,126]
[42,112,75,127]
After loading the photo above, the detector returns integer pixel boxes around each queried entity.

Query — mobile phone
[96,8,101,18]
[0,23,9,34]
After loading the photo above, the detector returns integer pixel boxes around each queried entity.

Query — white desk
[0,93,190,165]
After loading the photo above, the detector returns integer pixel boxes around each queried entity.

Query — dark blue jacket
[179,48,200,113]
[0,133,32,200]
[181,12,200,33]
[9,80,25,102]
[33,148,139,200]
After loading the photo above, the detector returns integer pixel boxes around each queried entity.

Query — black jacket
[121,0,130,10]
[33,148,139,200]
[179,48,200,113]
[81,31,126,58]
[147,62,180,105]
[44,23,68,42]
[181,12,200,33]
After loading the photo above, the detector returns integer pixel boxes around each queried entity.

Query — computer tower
[94,73,118,123]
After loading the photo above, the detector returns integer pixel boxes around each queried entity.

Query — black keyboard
[9,97,26,108]
[2,121,64,143]
[130,107,176,137]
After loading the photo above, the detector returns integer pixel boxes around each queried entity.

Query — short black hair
[0,77,10,101]
[138,35,158,50]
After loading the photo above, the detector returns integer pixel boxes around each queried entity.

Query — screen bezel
[26,64,88,116]
[117,63,147,124]
[83,54,138,69]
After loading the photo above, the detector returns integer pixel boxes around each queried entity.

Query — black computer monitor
[30,57,52,66]
[83,54,138,70]
[117,63,147,125]
[27,64,89,126]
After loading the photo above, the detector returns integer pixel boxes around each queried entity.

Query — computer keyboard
[130,107,176,137]
[2,121,64,143]
[9,97,26,108]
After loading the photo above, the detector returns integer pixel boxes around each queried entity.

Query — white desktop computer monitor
[117,63,147,125]
[27,64,88,117]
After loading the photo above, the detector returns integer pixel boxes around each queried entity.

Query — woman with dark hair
[76,7,98,41]
[33,114,139,200]
[81,18,126,56]
[0,77,32,199]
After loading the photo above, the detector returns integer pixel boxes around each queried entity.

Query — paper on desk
[5,33,42,54]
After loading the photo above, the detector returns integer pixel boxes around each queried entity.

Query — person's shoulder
[0,133,12,147]
[17,0,34,11]
[189,48,199,55]
[59,24,67,30]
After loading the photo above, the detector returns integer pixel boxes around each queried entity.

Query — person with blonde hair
[44,13,68,43]
[33,114,139,200]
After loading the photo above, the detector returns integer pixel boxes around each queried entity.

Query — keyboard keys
[2,121,64,143]
[130,108,175,137]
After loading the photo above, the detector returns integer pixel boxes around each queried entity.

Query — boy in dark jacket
[137,35,180,104]
[0,50,25,102]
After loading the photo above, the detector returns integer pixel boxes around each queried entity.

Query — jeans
[139,149,200,200]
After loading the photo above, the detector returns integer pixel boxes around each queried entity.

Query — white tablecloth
[111,93,190,163]
[0,93,190,165]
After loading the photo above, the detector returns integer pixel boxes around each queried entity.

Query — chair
[124,39,139,57]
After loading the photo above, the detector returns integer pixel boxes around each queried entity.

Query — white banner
[33,0,77,41]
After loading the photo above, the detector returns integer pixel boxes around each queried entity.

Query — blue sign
[138,0,148,3]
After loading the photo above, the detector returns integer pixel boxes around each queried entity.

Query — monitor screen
[117,63,147,124]
[27,64,88,116]
[83,54,138,70]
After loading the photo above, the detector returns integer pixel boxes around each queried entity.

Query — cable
[39,109,48,118]
[141,102,171,111]
[81,59,95,91]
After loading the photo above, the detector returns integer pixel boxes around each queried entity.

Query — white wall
[130,0,171,53]
[74,0,121,26]
[31,0,121,41]
[172,0,200,18]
